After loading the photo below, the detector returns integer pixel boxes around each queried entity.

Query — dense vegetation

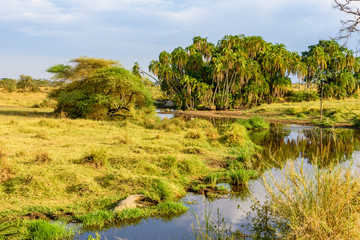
[0,76,52,92]
[47,57,154,120]
[150,36,360,110]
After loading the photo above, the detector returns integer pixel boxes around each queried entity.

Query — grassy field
[0,89,260,229]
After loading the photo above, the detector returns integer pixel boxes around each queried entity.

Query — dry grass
[263,161,360,239]
[0,91,251,216]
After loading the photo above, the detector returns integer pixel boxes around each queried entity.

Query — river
[75,124,360,239]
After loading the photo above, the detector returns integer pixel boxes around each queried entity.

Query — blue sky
[0,0,357,79]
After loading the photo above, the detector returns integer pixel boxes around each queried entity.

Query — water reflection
[75,125,360,239]
[251,125,360,170]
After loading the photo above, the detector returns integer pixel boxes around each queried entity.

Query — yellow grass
[0,90,243,216]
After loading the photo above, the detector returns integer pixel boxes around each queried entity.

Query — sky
[0,0,358,79]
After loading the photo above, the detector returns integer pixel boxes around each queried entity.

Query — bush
[0,78,16,92]
[50,65,153,120]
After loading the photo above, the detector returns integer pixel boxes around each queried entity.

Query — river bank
[176,97,360,128]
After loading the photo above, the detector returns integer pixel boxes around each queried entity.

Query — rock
[113,195,153,212]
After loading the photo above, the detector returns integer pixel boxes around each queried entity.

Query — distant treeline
[150,35,360,110]
[0,75,54,92]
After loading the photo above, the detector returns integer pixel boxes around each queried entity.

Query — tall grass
[262,160,360,239]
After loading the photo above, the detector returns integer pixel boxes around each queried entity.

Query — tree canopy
[48,57,153,120]
[302,39,360,99]
[47,57,119,83]
[149,35,304,110]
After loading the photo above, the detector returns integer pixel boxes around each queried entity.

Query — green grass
[237,116,269,129]
[0,90,259,231]
[75,201,187,228]
[27,220,76,240]
[246,97,360,126]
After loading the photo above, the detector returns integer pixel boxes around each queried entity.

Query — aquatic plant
[228,168,258,186]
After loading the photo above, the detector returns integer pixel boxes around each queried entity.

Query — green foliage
[220,123,249,146]
[27,220,75,240]
[237,116,269,129]
[49,60,153,120]
[227,167,258,186]
[87,232,101,240]
[352,115,360,128]
[302,40,359,99]
[17,75,39,92]
[289,90,319,102]
[0,78,17,92]
[0,217,19,239]
[150,35,300,110]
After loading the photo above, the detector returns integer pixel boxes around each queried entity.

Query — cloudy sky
[0,0,357,79]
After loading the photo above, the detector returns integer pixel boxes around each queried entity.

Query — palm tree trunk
[320,78,324,121]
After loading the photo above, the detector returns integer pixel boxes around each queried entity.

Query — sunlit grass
[263,160,360,239]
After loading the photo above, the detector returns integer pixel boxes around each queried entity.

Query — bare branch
[334,0,360,39]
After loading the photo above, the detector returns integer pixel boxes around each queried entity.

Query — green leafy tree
[150,35,302,110]
[17,75,38,92]
[302,40,359,120]
[48,58,153,120]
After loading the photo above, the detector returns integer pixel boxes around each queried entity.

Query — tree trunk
[320,79,324,121]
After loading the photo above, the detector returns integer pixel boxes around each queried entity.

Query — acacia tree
[48,58,153,119]
[47,57,119,83]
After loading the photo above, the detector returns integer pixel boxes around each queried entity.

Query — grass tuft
[27,220,76,240]
[34,151,52,164]
[80,148,109,168]
[263,160,360,239]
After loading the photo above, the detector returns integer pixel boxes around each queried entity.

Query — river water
[75,124,360,239]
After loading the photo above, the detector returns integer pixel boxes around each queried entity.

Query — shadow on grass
[0,107,53,118]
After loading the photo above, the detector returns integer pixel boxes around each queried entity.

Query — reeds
[263,160,360,239]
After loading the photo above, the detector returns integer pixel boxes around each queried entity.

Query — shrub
[353,115,360,128]
[290,90,319,102]
[49,63,153,120]
[0,78,16,92]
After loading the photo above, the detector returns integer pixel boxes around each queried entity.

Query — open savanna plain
[0,89,260,229]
